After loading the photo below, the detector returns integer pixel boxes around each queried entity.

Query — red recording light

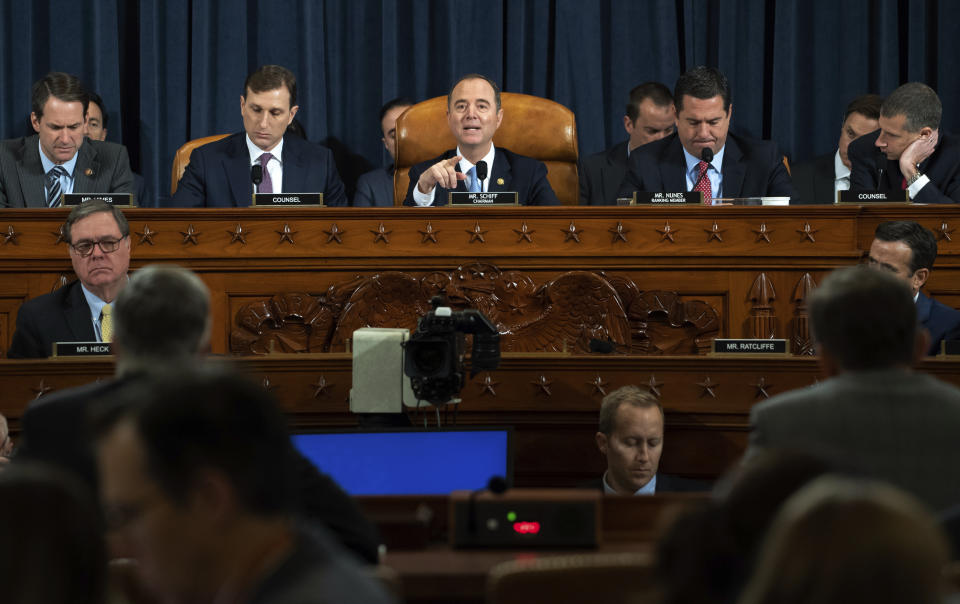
[512,521,541,535]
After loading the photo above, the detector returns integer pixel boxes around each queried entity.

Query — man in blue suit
[866,221,960,355]
[170,65,346,207]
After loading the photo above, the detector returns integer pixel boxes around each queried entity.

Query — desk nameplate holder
[251,193,324,206]
[53,342,113,357]
[62,193,136,208]
[448,192,519,206]
[710,338,790,356]
[836,190,910,205]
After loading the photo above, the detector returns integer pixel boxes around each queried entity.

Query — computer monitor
[291,427,513,495]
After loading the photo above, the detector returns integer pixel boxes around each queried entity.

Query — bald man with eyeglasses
[7,200,130,358]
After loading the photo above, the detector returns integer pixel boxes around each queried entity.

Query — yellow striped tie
[101,304,113,342]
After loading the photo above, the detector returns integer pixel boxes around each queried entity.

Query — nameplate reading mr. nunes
[837,190,910,204]
[54,342,113,357]
[251,193,324,206]
[711,339,789,355]
[634,191,703,205]
[448,192,519,206]
[62,193,135,207]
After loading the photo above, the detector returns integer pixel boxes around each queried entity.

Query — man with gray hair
[747,266,960,512]
[849,82,960,203]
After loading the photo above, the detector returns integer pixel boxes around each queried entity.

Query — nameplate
[251,193,324,206]
[62,193,136,207]
[942,340,960,356]
[711,339,789,355]
[53,342,113,357]
[448,192,519,206]
[634,191,703,205]
[837,190,910,204]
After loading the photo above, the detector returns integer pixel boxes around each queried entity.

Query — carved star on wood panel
[262,377,275,392]
[371,222,391,243]
[562,221,583,243]
[752,377,773,399]
[180,224,201,245]
[514,221,535,243]
[753,223,773,243]
[2,225,19,245]
[311,375,333,398]
[137,224,157,245]
[52,224,67,245]
[31,378,54,399]
[656,221,678,243]
[531,375,553,396]
[227,223,247,244]
[324,223,345,244]
[587,375,609,396]
[478,373,499,396]
[939,221,954,242]
[705,221,725,242]
[419,221,440,244]
[276,223,297,244]
[797,222,818,242]
[609,221,629,243]
[466,221,487,243]
[696,377,719,398]
[645,375,664,398]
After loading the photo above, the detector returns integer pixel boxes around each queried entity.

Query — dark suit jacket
[7,280,95,358]
[790,151,836,204]
[353,165,394,207]
[617,132,798,200]
[580,473,710,494]
[0,135,135,208]
[403,147,560,206]
[849,130,960,203]
[133,172,151,207]
[169,132,347,207]
[918,291,960,355]
[580,140,629,205]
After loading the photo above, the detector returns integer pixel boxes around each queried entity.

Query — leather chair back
[170,134,230,195]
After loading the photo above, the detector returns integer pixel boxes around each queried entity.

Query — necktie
[101,304,113,343]
[468,166,481,193]
[258,153,274,194]
[694,160,712,205]
[46,165,67,207]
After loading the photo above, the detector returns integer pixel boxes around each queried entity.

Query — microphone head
[250,164,263,186]
[475,160,488,182]
[700,147,714,163]
[487,475,508,494]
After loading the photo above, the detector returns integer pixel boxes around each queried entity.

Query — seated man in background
[0,412,11,464]
[171,64,347,207]
[0,72,134,208]
[354,97,413,207]
[791,93,882,204]
[85,91,150,206]
[8,200,130,358]
[618,66,797,204]
[580,81,675,205]
[866,220,960,355]
[849,82,960,203]
[593,385,706,494]
[404,73,559,206]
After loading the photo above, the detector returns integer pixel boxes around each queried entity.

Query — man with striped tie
[0,72,134,208]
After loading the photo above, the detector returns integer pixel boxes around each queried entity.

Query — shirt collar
[682,145,725,177]
[246,134,284,165]
[455,143,496,175]
[80,282,110,324]
[834,149,850,181]
[38,138,80,176]
[601,471,657,495]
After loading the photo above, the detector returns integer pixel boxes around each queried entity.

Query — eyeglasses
[70,236,126,257]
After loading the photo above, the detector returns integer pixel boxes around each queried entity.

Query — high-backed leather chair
[394,93,579,206]
[170,134,230,195]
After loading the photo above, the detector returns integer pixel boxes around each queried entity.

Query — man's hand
[417,156,466,194]
[900,129,939,178]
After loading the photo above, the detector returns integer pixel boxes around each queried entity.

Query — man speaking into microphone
[404,73,559,206]
[618,66,796,204]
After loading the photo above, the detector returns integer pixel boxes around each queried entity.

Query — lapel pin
[497,178,504,185]
[84,168,93,176]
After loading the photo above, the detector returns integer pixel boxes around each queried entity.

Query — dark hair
[64,199,129,243]
[843,93,883,124]
[0,463,107,604]
[598,385,663,435]
[285,117,307,139]
[92,365,299,516]
[809,266,916,370]
[874,220,938,273]
[31,72,89,120]
[87,91,109,129]
[674,66,730,113]
[881,82,941,131]
[244,65,297,107]
[625,82,674,121]
[448,73,502,111]
[379,97,414,123]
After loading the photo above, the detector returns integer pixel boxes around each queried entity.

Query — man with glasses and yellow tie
[7,200,130,358]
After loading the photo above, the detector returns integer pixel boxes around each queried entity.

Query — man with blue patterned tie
[0,72,134,208]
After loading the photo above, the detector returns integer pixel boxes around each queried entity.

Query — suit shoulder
[656,473,712,493]
[189,132,244,159]
[0,136,29,153]
[848,129,881,158]
[19,281,80,313]
[496,147,547,169]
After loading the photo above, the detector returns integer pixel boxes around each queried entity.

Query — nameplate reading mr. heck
[54,342,113,357]
[251,193,323,206]
[448,191,519,206]
[634,191,702,205]
[62,193,135,207]
[837,190,910,204]
[712,339,789,355]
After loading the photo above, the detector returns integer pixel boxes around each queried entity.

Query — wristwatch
[907,165,923,187]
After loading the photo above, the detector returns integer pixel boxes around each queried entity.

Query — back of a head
[737,476,949,604]
[674,66,730,112]
[881,82,941,131]
[113,264,210,370]
[874,220,938,272]
[0,463,106,604]
[809,265,916,370]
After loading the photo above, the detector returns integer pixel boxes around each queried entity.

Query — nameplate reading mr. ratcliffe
[634,191,703,205]
[53,342,113,357]
[251,193,324,206]
[837,190,910,204]
[711,339,789,355]
[448,191,519,206]
[62,193,135,207]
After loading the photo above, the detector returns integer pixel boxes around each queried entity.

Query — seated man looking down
[171,64,347,207]
[354,97,413,206]
[404,73,560,206]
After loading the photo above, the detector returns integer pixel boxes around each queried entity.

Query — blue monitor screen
[291,428,513,495]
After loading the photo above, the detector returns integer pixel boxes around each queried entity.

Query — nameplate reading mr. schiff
[53,342,113,357]
[62,193,135,207]
[711,339,789,355]
[634,191,703,205]
[837,190,910,204]
[448,192,519,206]
[251,193,324,206]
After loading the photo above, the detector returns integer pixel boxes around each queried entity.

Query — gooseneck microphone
[475,160,488,189]
[874,150,886,191]
[251,164,263,193]
[692,147,714,193]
